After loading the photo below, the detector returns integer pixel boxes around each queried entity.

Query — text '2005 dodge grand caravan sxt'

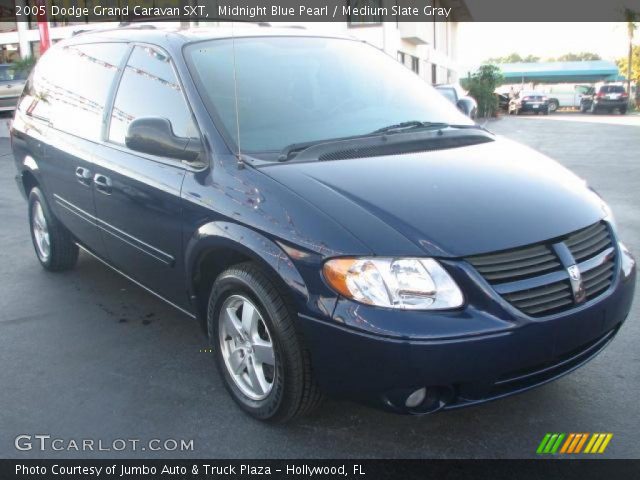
[12,26,636,422]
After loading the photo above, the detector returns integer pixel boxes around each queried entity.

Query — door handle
[75,166,92,186]
[94,174,112,195]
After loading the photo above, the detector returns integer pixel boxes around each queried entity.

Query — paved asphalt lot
[0,113,638,459]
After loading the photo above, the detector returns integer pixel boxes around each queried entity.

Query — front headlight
[323,257,464,310]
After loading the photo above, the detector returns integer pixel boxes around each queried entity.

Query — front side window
[108,45,197,146]
[185,36,471,155]
[23,42,128,141]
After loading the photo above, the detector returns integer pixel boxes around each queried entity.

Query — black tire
[620,106,627,115]
[207,262,323,422]
[28,187,78,271]
[548,100,559,112]
[580,103,588,113]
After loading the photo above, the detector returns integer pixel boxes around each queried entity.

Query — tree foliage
[617,44,640,84]
[552,52,601,61]
[465,64,503,118]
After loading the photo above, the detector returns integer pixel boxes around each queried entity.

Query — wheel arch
[185,221,310,333]
[18,156,43,198]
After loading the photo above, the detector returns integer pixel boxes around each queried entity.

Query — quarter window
[108,45,196,146]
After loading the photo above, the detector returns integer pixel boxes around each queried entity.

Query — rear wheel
[548,100,559,112]
[28,187,78,271]
[208,263,323,422]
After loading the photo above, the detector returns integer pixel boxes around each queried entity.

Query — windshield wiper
[277,122,485,162]
[372,121,450,134]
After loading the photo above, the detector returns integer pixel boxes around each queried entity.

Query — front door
[92,45,200,309]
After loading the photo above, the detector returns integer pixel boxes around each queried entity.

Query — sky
[457,23,637,74]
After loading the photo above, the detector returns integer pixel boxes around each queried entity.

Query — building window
[347,0,383,25]
[411,56,420,75]
[397,51,405,66]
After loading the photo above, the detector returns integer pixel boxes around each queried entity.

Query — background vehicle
[580,83,628,114]
[496,92,510,112]
[508,90,549,115]
[435,84,478,118]
[0,64,27,112]
[534,84,590,112]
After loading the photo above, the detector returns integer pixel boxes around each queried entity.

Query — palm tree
[624,8,637,100]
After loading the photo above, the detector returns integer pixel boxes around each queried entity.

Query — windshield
[185,36,472,155]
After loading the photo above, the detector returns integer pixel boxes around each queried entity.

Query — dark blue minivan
[11,26,636,421]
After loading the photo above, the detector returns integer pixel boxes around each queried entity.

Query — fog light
[405,387,427,408]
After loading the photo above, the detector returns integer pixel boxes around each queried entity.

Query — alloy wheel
[218,295,276,400]
[31,200,51,262]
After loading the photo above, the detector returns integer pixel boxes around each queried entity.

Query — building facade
[0,0,468,84]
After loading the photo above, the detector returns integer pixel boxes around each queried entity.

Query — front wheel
[28,187,78,271]
[548,100,559,112]
[207,263,323,422]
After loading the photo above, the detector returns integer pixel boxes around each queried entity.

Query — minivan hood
[261,137,608,257]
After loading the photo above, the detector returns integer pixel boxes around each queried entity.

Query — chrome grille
[466,222,616,317]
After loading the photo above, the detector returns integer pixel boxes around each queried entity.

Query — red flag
[35,0,50,54]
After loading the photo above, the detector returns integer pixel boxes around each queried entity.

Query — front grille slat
[526,297,574,315]
[504,281,573,316]
[514,289,573,309]
[479,261,562,282]
[467,245,561,284]
[466,221,616,317]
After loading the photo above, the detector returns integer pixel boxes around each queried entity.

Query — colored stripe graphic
[538,433,612,454]
[537,434,552,454]
[574,433,589,453]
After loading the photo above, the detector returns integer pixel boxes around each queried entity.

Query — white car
[534,84,591,112]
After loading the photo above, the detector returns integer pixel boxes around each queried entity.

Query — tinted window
[599,85,625,94]
[108,46,196,146]
[185,37,471,154]
[22,43,127,141]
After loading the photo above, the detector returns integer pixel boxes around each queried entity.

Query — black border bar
[3,459,640,480]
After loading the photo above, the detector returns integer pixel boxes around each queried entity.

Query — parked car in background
[0,64,28,112]
[435,84,478,118]
[496,92,510,112]
[580,83,628,114]
[11,27,636,422]
[534,84,590,112]
[508,90,549,115]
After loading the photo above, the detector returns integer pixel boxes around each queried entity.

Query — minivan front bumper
[298,257,635,414]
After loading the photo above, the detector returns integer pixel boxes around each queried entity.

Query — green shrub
[465,64,503,118]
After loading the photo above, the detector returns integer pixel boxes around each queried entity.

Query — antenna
[231,21,244,169]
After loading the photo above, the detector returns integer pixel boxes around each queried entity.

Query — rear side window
[23,42,128,141]
[108,45,196,146]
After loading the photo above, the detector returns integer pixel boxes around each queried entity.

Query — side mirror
[457,98,475,117]
[125,117,203,162]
